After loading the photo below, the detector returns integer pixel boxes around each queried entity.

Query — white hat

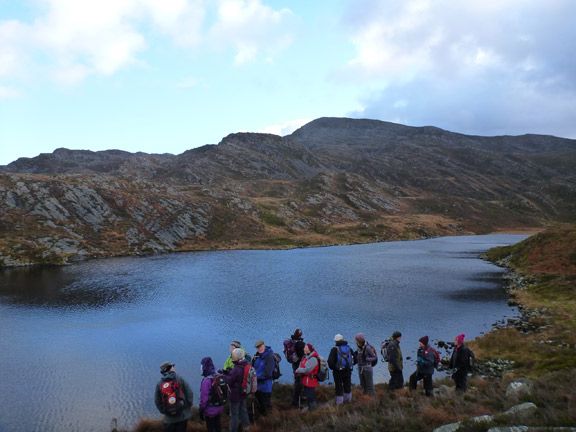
[334,334,343,342]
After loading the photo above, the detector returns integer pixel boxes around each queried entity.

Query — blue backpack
[336,345,353,370]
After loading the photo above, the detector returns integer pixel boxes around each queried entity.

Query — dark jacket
[293,338,306,370]
[416,345,436,375]
[355,341,377,372]
[200,357,225,418]
[388,337,403,372]
[228,359,249,403]
[252,346,275,392]
[451,344,471,372]
[328,340,353,371]
[155,371,194,424]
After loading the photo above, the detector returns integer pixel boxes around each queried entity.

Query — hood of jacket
[201,357,216,377]
[161,370,177,382]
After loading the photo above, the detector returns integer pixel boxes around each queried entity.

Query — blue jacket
[252,346,275,393]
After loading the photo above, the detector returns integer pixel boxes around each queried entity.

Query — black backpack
[272,352,282,380]
[208,374,229,406]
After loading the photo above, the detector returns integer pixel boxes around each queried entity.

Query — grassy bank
[125,225,576,432]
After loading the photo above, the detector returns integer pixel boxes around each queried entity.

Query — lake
[0,234,527,432]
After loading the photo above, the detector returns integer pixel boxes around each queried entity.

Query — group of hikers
[154,329,475,432]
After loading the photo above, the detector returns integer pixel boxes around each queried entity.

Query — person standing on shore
[227,348,251,432]
[155,362,194,432]
[199,357,225,432]
[223,340,250,373]
[409,336,436,397]
[284,329,306,407]
[451,333,473,392]
[353,333,377,396]
[295,343,320,412]
[252,340,275,415]
[328,334,354,404]
[387,331,404,391]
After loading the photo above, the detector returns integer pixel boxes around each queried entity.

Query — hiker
[228,348,251,432]
[154,362,194,432]
[327,333,353,404]
[252,340,275,415]
[199,357,225,432]
[450,333,473,392]
[224,340,250,372]
[295,343,319,412]
[409,336,436,397]
[353,333,377,396]
[284,328,306,407]
[387,331,404,391]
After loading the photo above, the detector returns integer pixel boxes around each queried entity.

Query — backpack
[283,338,299,363]
[425,346,441,368]
[336,346,353,370]
[315,355,329,382]
[272,352,282,380]
[366,343,378,366]
[381,340,392,362]
[159,378,185,416]
[463,346,475,368]
[208,374,229,406]
[242,365,258,395]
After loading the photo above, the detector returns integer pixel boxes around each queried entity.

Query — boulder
[505,378,534,399]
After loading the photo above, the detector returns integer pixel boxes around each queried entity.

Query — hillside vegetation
[1,117,576,267]
[124,225,576,431]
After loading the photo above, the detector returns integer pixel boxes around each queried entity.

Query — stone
[505,379,534,399]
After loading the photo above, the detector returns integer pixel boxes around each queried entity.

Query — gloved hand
[417,356,424,365]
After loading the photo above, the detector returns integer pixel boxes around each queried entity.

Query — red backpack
[241,365,258,395]
[425,346,441,367]
[159,378,185,416]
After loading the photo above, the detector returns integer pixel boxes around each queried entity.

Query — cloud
[0,85,21,100]
[257,118,312,136]
[340,0,576,138]
[209,0,294,65]
[0,0,293,86]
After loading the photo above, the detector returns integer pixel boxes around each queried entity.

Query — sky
[1,0,575,166]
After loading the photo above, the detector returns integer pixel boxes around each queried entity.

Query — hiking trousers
[205,414,222,432]
[388,370,404,391]
[254,390,272,415]
[303,386,316,410]
[292,371,303,406]
[358,366,375,395]
[453,369,468,392]
[163,420,187,432]
[333,369,352,396]
[409,371,433,396]
[229,400,250,432]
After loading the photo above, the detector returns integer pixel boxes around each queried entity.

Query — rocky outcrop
[1,117,575,267]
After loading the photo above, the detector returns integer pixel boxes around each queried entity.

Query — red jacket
[297,352,319,388]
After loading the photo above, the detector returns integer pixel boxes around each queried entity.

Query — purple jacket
[199,357,225,418]
[227,359,249,403]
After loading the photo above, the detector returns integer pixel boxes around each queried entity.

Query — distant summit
[1,117,575,267]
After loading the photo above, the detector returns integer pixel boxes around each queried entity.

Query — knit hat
[334,334,343,342]
[456,334,466,346]
[159,361,174,374]
[392,331,402,339]
[254,340,265,348]
[231,340,242,348]
[306,343,315,352]
[354,333,365,344]
[293,328,303,338]
[419,336,429,346]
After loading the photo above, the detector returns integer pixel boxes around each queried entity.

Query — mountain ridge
[1,117,575,267]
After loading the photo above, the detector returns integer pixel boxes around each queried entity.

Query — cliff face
[1,117,575,267]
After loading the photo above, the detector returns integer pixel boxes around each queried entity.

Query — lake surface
[0,234,527,432]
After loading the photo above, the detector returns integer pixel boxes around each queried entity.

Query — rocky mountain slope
[1,117,575,267]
